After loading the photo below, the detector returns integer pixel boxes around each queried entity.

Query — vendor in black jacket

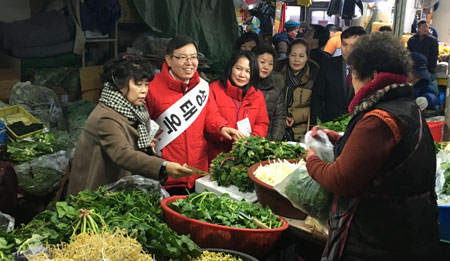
[407,20,439,73]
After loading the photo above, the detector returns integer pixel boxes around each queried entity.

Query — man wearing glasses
[145,36,245,195]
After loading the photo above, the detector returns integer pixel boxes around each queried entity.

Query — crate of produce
[439,205,450,242]
[0,105,45,139]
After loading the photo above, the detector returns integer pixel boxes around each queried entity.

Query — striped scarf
[99,82,151,149]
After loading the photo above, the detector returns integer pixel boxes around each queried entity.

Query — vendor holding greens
[67,54,193,196]
[207,50,269,162]
[306,33,440,260]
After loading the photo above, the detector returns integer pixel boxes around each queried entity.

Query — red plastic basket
[161,196,289,258]
[427,121,445,142]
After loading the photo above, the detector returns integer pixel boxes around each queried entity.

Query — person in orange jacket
[207,50,269,162]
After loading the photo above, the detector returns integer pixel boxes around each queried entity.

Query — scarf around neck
[286,65,306,108]
[348,72,410,115]
[99,82,151,149]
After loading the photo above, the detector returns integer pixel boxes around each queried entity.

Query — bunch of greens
[0,188,201,261]
[169,192,283,229]
[210,136,303,192]
[317,114,352,132]
[435,142,443,153]
[284,168,332,222]
[441,162,450,195]
[7,131,75,164]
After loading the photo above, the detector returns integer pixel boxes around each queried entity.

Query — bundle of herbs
[317,114,352,132]
[7,131,75,164]
[0,188,202,261]
[210,136,303,192]
[169,192,283,229]
[441,162,450,195]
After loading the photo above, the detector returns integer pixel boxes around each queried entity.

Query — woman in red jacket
[208,50,269,162]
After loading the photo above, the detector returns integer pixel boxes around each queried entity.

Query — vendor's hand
[306,147,317,159]
[166,162,194,179]
[311,126,342,143]
[221,127,246,140]
[150,138,157,153]
[286,117,294,127]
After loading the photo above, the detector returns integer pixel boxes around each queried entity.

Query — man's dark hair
[379,26,392,32]
[100,53,155,91]
[251,43,278,60]
[347,32,412,80]
[288,38,310,57]
[326,24,341,33]
[341,26,367,40]
[221,50,260,90]
[235,31,260,50]
[166,36,198,56]
[311,24,330,48]
[418,20,428,28]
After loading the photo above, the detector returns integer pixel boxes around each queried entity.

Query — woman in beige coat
[67,54,193,196]
[277,38,319,141]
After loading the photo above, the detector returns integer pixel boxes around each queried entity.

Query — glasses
[171,54,199,63]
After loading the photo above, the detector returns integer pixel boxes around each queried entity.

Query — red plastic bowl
[161,195,289,258]
[248,159,307,220]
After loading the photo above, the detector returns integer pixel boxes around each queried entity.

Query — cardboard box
[119,0,142,23]
[80,66,103,103]
[0,54,21,103]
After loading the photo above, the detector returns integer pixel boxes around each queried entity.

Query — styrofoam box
[195,175,257,202]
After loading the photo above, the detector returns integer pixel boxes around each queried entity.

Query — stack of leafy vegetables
[441,162,450,195]
[317,114,352,132]
[210,136,303,192]
[169,192,283,229]
[0,188,202,261]
[7,131,75,164]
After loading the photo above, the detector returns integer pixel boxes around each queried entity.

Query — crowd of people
[65,18,443,260]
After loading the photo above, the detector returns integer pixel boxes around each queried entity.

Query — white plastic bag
[275,130,334,222]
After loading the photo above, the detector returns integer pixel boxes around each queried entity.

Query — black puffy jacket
[258,72,286,141]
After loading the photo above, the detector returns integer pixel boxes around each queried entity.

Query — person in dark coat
[305,24,331,67]
[272,20,300,59]
[407,20,439,73]
[252,44,286,141]
[311,26,367,124]
[235,31,261,51]
[409,52,439,110]
[307,32,440,261]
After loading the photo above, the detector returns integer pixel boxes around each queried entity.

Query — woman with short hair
[67,54,193,195]
[306,32,440,260]
[252,44,286,141]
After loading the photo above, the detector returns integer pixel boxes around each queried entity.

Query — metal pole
[393,0,407,38]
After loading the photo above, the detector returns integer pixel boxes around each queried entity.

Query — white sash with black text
[154,78,209,156]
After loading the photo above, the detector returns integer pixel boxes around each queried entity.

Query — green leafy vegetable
[317,114,352,132]
[7,131,75,164]
[169,192,283,229]
[441,162,450,195]
[285,168,332,222]
[0,188,202,260]
[210,136,303,192]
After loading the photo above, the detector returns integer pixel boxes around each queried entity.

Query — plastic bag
[275,129,334,222]
[436,147,450,202]
[62,100,95,142]
[103,175,170,199]
[13,150,70,196]
[9,81,67,131]
[0,211,14,232]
